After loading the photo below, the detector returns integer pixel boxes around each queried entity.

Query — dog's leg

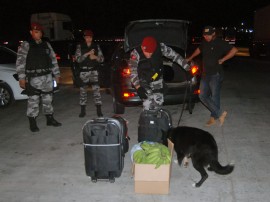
[176,152,185,167]
[183,156,189,168]
[192,159,208,187]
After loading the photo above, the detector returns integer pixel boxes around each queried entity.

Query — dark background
[1,0,270,40]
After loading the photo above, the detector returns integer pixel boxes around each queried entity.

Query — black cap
[203,26,216,35]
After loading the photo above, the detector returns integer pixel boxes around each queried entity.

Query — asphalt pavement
[0,57,270,202]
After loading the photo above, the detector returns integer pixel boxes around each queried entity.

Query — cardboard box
[132,139,174,195]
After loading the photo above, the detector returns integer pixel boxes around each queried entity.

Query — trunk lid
[124,19,190,52]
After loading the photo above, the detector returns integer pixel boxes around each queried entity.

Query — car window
[0,47,16,64]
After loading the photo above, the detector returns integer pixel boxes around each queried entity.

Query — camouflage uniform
[16,40,60,117]
[129,43,190,110]
[75,42,104,114]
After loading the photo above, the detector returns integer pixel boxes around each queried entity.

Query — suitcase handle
[94,117,108,123]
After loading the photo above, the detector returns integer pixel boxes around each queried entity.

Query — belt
[26,69,51,77]
[81,66,94,70]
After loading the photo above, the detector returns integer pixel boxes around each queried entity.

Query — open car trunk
[124,19,190,52]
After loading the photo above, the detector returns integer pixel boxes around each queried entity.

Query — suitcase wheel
[109,178,115,183]
[91,177,97,183]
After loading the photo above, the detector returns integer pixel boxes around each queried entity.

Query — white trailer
[31,12,73,41]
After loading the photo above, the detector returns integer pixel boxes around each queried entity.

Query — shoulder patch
[131,54,137,60]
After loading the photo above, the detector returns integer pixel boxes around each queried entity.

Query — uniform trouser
[79,70,102,106]
[142,79,164,111]
[27,74,54,117]
[199,72,224,119]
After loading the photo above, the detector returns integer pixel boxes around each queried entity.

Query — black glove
[137,87,148,99]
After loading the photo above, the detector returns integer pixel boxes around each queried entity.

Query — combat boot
[46,114,62,127]
[96,104,103,117]
[79,105,86,118]
[28,116,39,132]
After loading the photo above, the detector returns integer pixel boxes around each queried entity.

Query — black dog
[163,126,234,187]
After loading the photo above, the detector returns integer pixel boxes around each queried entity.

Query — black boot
[79,105,86,118]
[96,104,103,117]
[28,117,39,132]
[46,114,62,127]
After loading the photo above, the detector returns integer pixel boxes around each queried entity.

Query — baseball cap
[83,30,94,37]
[31,22,43,31]
[203,26,216,35]
[141,36,157,53]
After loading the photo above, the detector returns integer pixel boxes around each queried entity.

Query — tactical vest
[136,44,163,83]
[79,42,99,69]
[25,40,52,76]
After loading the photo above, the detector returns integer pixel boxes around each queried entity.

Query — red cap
[141,36,157,53]
[31,22,43,31]
[83,30,94,37]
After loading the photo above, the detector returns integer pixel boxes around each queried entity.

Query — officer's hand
[89,54,98,60]
[137,87,148,99]
[19,79,26,89]
[182,59,191,71]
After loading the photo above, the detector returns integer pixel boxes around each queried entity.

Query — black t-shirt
[199,37,232,75]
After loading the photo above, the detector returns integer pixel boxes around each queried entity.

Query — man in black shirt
[187,26,238,126]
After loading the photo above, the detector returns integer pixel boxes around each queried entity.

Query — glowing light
[191,65,199,75]
[122,68,131,77]
[123,92,135,98]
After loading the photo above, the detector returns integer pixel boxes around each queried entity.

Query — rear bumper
[113,84,199,106]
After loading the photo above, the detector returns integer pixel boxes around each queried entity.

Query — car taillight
[123,92,135,98]
[122,68,131,77]
[55,53,61,60]
[190,65,199,75]
[194,89,200,94]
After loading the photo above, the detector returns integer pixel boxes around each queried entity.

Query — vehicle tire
[113,97,125,114]
[0,83,14,108]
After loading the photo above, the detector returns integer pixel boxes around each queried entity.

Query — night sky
[1,0,270,40]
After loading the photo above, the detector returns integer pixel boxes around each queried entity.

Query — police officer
[16,22,62,132]
[75,29,104,117]
[129,36,191,110]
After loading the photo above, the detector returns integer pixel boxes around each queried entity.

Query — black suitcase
[111,115,130,153]
[138,108,172,143]
[83,116,128,182]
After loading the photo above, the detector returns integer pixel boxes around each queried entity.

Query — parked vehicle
[249,5,270,58]
[0,45,58,108]
[0,45,27,107]
[69,40,118,89]
[31,12,75,66]
[31,12,73,41]
[110,19,201,114]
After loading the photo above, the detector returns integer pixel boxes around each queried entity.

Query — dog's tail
[210,161,234,175]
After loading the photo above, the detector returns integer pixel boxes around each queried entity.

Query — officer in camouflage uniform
[129,36,191,110]
[16,22,62,132]
[75,30,104,117]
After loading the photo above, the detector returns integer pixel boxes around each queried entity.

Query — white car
[0,45,59,108]
[0,45,28,107]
